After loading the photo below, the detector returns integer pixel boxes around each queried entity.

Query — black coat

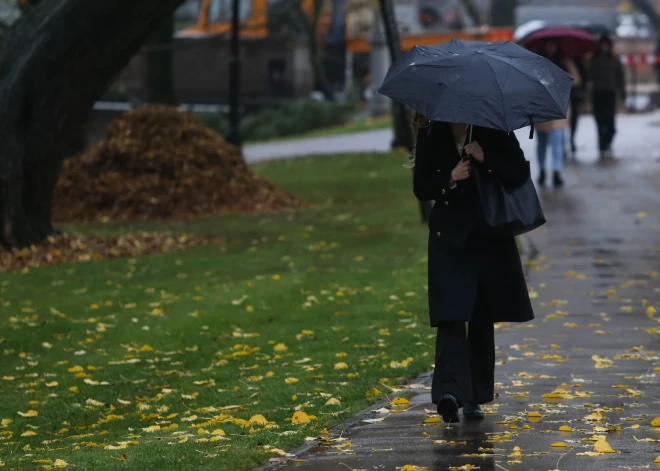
[414,123,534,326]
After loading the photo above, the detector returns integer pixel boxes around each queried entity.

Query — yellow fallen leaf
[69,386,79,393]
[594,439,616,453]
[212,429,225,436]
[249,414,268,426]
[105,444,128,450]
[232,418,250,428]
[325,398,341,406]
[1,419,12,426]
[139,345,153,352]
[334,362,348,370]
[542,393,563,399]
[585,411,604,421]
[54,459,68,468]
[648,306,657,317]
[391,397,410,406]
[559,425,573,432]
[285,377,299,384]
[651,417,660,427]
[423,416,442,424]
[273,343,288,353]
[551,442,568,447]
[292,411,310,425]
[366,387,382,397]
[18,410,38,418]
[266,447,295,457]
[528,411,542,418]
[21,431,37,437]
[655,456,660,464]
[401,466,429,471]
[509,446,522,458]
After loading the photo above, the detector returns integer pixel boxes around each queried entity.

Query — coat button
[444,201,449,206]
[488,169,493,174]
[442,189,446,195]
[436,232,441,237]
[436,169,441,172]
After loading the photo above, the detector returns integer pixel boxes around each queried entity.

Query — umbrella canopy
[377,39,574,133]
[520,26,597,58]
[513,20,549,43]
[515,21,614,43]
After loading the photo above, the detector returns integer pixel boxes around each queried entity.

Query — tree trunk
[293,4,333,100]
[146,13,177,105]
[309,36,334,100]
[0,0,184,247]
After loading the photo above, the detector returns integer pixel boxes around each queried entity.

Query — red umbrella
[520,26,597,58]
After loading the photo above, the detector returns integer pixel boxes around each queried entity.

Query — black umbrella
[378,39,574,133]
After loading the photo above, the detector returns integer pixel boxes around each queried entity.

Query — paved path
[257,116,660,470]
[245,112,660,170]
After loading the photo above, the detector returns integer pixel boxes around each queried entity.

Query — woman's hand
[451,159,471,182]
[465,142,484,163]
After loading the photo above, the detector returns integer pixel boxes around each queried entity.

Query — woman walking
[411,113,534,423]
[535,40,582,187]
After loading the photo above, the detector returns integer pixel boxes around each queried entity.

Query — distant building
[515,0,620,30]
[515,0,658,38]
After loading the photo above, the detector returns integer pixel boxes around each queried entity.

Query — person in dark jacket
[411,113,534,423]
[589,35,626,161]
[569,55,588,157]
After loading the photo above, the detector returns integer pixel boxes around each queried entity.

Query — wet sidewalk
[261,159,660,470]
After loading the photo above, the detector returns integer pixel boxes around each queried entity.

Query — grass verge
[248,115,393,145]
[0,151,435,471]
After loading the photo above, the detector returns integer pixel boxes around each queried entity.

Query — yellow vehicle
[178,0,513,49]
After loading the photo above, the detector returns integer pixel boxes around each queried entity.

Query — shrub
[198,98,356,142]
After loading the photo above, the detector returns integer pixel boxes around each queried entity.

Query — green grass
[249,115,393,144]
[0,152,434,471]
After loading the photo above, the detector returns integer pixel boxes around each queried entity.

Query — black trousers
[431,295,495,407]
[592,91,617,152]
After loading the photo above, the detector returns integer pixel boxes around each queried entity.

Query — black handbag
[460,125,545,236]
[472,162,546,236]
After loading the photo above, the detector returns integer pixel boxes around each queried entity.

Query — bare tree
[270,0,334,99]
[0,0,184,247]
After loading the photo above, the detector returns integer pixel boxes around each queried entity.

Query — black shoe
[463,402,485,420]
[437,394,460,423]
[537,169,546,187]
[553,171,564,188]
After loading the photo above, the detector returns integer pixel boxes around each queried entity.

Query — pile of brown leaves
[0,232,222,272]
[53,105,306,222]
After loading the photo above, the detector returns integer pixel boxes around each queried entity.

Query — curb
[252,371,433,471]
